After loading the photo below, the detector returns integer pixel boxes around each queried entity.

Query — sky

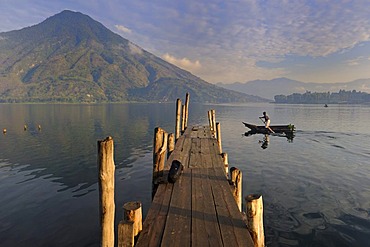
[1,0,370,84]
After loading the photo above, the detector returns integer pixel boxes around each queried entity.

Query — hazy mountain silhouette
[217,77,370,100]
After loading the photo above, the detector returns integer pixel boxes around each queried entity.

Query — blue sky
[1,0,370,84]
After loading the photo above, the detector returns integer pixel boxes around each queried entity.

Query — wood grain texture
[136,126,255,247]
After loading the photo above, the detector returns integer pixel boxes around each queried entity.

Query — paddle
[259,117,275,133]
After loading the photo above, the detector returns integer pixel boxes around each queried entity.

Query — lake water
[0,103,369,247]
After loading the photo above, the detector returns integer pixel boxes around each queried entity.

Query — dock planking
[136,126,254,247]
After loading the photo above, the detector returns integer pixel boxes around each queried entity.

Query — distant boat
[324,104,328,107]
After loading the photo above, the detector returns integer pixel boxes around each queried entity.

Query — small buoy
[3,128,6,134]
[38,125,41,131]
[24,125,27,131]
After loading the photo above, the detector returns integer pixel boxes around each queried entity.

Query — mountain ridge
[0,10,266,103]
[217,77,370,100]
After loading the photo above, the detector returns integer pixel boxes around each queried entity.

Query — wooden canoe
[242,122,295,134]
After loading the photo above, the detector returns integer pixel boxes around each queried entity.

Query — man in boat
[259,112,275,133]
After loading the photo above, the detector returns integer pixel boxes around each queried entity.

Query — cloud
[115,24,132,34]
[2,0,370,83]
[346,56,367,66]
[162,53,201,72]
[346,59,360,66]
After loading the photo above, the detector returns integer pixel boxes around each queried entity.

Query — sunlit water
[0,103,369,247]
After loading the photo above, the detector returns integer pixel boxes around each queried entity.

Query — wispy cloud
[346,57,364,66]
[1,0,370,83]
[162,53,201,72]
[115,24,132,34]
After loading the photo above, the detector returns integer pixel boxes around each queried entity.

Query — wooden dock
[135,125,254,246]
[98,94,264,247]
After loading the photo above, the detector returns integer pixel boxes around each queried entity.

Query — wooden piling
[175,99,182,140]
[211,110,217,138]
[216,122,222,154]
[97,136,115,247]
[221,153,229,177]
[168,133,175,158]
[230,167,242,211]
[153,127,168,178]
[123,201,143,237]
[207,110,213,132]
[246,194,265,247]
[118,221,134,247]
[184,92,190,129]
[153,127,168,196]
[181,104,186,133]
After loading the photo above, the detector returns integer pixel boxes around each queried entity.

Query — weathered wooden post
[207,110,213,132]
[118,221,134,247]
[153,127,168,196]
[123,201,142,236]
[221,152,229,177]
[246,194,265,247]
[230,167,242,211]
[181,104,186,133]
[216,122,222,154]
[168,133,175,158]
[211,110,217,138]
[184,92,190,129]
[98,136,115,247]
[175,99,182,140]
[118,199,143,247]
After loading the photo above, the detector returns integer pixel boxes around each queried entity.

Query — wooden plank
[160,168,192,246]
[202,126,212,138]
[182,125,193,137]
[209,167,254,246]
[190,126,199,138]
[179,136,191,169]
[138,125,254,247]
[197,126,208,138]
[189,126,213,168]
[200,138,213,168]
[192,168,223,246]
[208,137,224,170]
[189,137,202,168]
[136,183,173,247]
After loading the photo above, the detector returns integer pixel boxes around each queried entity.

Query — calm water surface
[0,103,369,246]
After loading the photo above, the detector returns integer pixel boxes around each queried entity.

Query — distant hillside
[217,77,370,100]
[275,89,370,104]
[0,10,266,103]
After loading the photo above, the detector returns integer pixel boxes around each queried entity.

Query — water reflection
[1,103,370,247]
[244,131,295,149]
[260,134,269,149]
[0,103,176,193]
